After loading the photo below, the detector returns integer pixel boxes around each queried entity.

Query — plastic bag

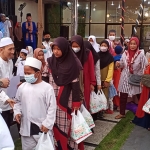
[80,104,95,129]
[35,133,54,150]
[142,98,150,114]
[97,90,107,110]
[71,110,92,144]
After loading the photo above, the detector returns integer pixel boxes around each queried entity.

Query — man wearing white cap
[16,49,28,77]
[0,37,15,128]
[14,57,56,150]
[0,14,12,38]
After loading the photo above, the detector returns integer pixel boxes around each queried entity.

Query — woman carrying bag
[115,37,148,119]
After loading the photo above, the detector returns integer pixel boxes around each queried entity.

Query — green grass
[95,111,135,150]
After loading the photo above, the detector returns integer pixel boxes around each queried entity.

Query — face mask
[43,49,48,53]
[72,47,80,53]
[109,36,115,41]
[24,74,37,84]
[100,46,108,52]
[45,38,50,42]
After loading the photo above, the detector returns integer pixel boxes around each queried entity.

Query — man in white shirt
[42,32,53,61]
[0,14,12,38]
[0,78,15,150]
[0,37,15,128]
[14,57,56,150]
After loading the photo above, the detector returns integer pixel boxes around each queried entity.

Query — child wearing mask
[42,32,53,61]
[14,57,56,150]
[16,49,28,77]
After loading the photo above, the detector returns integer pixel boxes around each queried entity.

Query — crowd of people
[0,12,150,150]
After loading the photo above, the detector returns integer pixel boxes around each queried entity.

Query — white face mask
[109,36,115,41]
[72,47,80,53]
[100,46,108,52]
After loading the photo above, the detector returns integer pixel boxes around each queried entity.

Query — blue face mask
[24,74,37,84]
[43,49,48,54]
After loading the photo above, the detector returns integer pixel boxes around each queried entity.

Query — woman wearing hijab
[132,65,150,130]
[71,35,96,111]
[47,37,83,150]
[115,37,148,119]
[14,22,22,53]
[84,41,101,91]
[88,35,100,53]
[99,40,114,107]
[26,46,33,57]
[34,48,49,83]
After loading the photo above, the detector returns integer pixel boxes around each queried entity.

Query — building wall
[15,0,44,27]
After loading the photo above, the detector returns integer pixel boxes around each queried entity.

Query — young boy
[42,32,53,61]
[16,49,28,77]
[14,57,56,150]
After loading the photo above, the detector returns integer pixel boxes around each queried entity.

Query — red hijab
[128,37,139,62]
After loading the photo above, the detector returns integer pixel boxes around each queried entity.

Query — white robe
[0,57,13,111]
[42,41,53,61]
[0,109,14,150]
[16,60,25,77]
[13,81,56,137]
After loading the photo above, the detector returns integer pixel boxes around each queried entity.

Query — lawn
[95,111,135,150]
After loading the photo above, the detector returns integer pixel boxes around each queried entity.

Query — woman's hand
[116,61,120,68]
[90,84,95,91]
[104,81,110,88]
[74,107,79,111]
[97,85,102,90]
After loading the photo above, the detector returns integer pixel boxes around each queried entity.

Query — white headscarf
[88,35,100,52]
[27,46,33,57]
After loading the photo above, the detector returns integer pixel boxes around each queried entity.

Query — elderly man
[0,37,15,128]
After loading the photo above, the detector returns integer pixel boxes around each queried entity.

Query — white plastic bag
[35,133,54,150]
[97,90,107,110]
[80,104,95,129]
[71,110,92,144]
[142,98,150,114]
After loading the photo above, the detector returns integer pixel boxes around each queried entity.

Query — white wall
[15,0,44,27]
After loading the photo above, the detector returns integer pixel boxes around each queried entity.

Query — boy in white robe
[16,49,28,77]
[14,57,56,150]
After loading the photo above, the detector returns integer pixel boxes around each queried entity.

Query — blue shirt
[0,22,5,36]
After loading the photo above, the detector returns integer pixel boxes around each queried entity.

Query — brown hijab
[71,35,89,66]
[47,37,82,86]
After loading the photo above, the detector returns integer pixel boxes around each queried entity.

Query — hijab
[128,37,139,62]
[34,48,46,70]
[71,35,89,66]
[14,22,22,40]
[99,40,114,69]
[88,35,100,52]
[27,46,33,57]
[47,37,82,86]
[84,41,99,65]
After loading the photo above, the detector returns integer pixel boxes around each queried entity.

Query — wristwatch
[0,81,3,87]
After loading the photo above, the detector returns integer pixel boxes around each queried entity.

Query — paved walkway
[121,125,150,150]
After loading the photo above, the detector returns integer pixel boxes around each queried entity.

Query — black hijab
[99,40,114,69]
[71,35,89,66]
[84,41,100,65]
[47,37,82,86]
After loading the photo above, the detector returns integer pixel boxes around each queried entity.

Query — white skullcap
[0,37,13,47]
[125,39,130,42]
[6,17,9,20]
[25,57,42,70]
[21,49,28,54]
[0,14,5,17]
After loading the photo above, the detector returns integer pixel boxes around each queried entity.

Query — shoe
[106,109,114,114]
[115,114,125,119]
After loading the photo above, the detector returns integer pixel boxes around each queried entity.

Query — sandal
[115,114,126,119]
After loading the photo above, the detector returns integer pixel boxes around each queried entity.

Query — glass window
[78,24,89,38]
[90,24,105,38]
[107,1,122,23]
[91,2,106,23]
[63,8,71,23]
[124,24,133,38]
[143,1,150,23]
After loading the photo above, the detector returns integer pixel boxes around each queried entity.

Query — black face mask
[45,38,50,42]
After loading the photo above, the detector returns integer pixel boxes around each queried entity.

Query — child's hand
[104,81,110,88]
[41,125,49,133]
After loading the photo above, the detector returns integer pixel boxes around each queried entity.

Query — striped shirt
[118,50,148,96]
